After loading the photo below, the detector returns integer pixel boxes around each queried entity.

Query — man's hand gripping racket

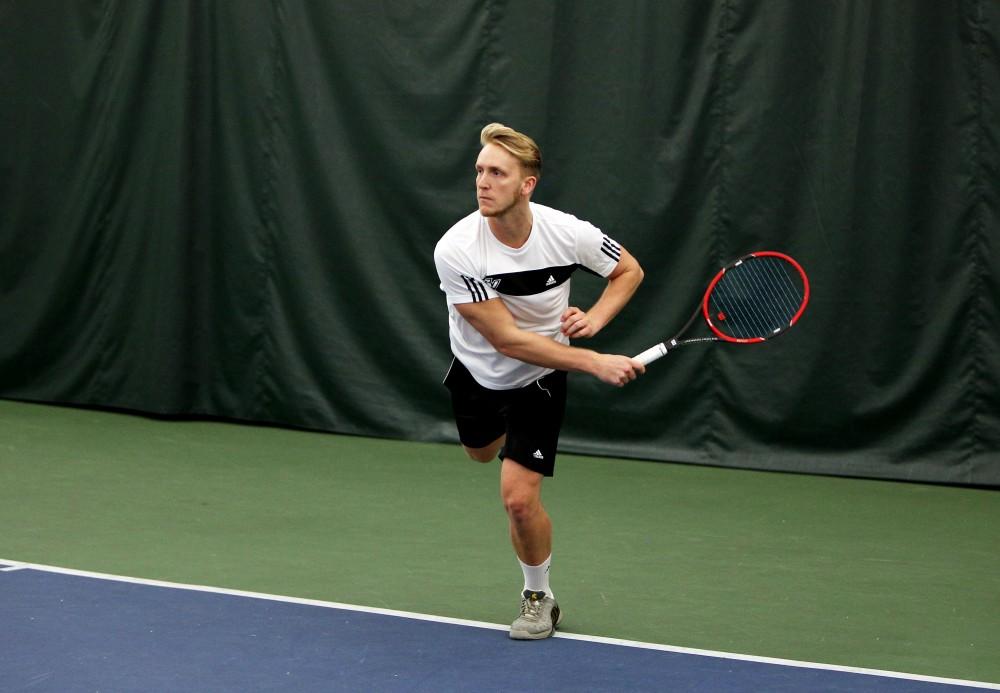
[634,251,810,366]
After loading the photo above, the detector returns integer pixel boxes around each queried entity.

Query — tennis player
[434,123,645,640]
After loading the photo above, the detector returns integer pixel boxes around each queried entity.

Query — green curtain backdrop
[1,1,997,485]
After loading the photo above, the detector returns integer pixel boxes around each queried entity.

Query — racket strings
[709,257,804,339]
[725,260,801,333]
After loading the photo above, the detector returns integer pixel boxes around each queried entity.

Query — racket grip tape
[634,343,668,366]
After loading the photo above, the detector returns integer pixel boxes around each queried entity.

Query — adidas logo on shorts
[533,450,544,459]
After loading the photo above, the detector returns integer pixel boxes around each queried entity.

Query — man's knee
[501,470,543,523]
[463,435,504,463]
[502,489,539,523]
[464,445,496,463]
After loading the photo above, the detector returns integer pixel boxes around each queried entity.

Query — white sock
[519,555,553,598]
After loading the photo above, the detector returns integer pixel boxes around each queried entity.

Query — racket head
[701,251,809,343]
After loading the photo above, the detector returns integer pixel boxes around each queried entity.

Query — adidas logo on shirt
[533,450,544,459]
[545,275,557,286]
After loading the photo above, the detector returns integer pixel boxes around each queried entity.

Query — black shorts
[443,358,567,477]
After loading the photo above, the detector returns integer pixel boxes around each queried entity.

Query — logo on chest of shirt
[483,264,582,296]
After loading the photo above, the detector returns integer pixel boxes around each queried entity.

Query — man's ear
[520,175,538,197]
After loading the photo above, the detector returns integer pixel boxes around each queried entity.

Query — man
[433,123,645,640]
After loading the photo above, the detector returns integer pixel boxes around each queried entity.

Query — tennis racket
[634,251,809,366]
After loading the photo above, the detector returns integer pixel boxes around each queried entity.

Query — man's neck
[486,203,533,249]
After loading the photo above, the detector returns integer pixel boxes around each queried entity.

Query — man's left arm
[561,248,644,339]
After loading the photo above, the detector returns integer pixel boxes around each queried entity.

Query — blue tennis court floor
[2,560,997,692]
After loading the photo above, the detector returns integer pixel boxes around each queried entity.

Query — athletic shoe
[509,590,561,640]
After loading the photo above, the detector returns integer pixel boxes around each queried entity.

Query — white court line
[2,557,997,690]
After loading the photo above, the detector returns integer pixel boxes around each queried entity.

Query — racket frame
[702,251,810,343]
[633,250,809,366]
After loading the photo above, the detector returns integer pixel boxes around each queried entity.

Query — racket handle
[634,343,668,366]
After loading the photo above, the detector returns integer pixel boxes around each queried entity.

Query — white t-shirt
[434,202,622,390]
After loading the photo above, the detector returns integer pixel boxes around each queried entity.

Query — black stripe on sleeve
[601,236,622,262]
[461,275,487,302]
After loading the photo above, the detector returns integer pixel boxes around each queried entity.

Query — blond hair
[480,123,542,179]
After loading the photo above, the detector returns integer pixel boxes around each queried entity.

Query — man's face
[475,143,531,217]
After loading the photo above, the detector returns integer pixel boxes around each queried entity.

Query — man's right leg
[446,359,505,464]
[463,434,505,464]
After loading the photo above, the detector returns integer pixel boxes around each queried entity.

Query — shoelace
[519,596,543,620]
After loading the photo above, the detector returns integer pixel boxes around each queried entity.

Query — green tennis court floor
[1,399,997,684]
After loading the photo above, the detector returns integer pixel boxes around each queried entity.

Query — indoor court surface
[1,561,995,692]
[1,400,997,692]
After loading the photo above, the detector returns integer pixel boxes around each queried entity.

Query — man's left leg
[500,458,551,567]
[501,370,565,639]
[501,458,561,639]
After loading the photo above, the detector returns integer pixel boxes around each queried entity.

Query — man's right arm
[455,299,643,387]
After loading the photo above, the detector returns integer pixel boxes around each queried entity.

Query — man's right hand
[591,354,645,387]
